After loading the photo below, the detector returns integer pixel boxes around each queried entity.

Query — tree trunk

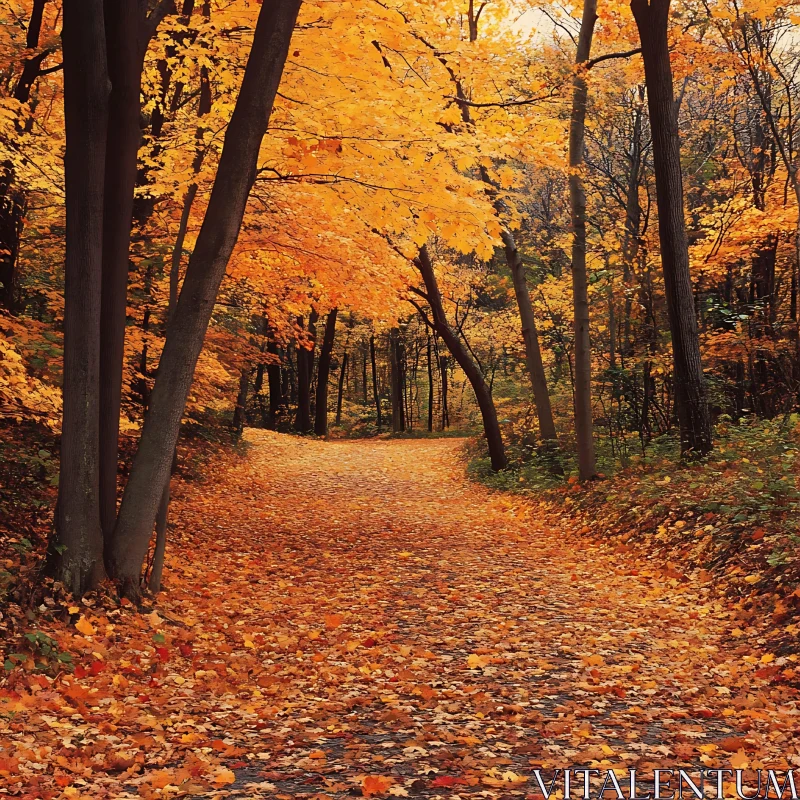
[0,164,24,312]
[503,231,558,442]
[361,344,368,403]
[389,328,405,433]
[108,0,302,599]
[314,308,337,435]
[622,87,644,356]
[336,350,348,425]
[415,246,506,469]
[427,335,434,432]
[148,67,213,596]
[267,341,282,429]
[631,0,712,456]
[99,1,167,551]
[295,310,318,433]
[370,334,381,431]
[51,0,110,595]
[569,0,599,481]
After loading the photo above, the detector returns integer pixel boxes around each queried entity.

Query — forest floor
[3,432,800,799]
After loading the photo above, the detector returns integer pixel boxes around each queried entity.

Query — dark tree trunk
[267,341,282,429]
[108,0,302,599]
[361,344,368,403]
[389,328,405,432]
[569,0,598,481]
[0,164,24,312]
[336,350,348,425]
[370,334,381,431]
[427,335,434,432]
[314,308,337,435]
[503,231,558,442]
[415,246,506,470]
[622,87,644,356]
[631,0,712,456]
[98,0,168,550]
[52,0,110,595]
[295,310,318,433]
[440,354,449,430]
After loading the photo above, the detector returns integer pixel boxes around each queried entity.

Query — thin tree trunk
[503,232,558,442]
[362,344,368,403]
[631,0,712,456]
[569,0,599,481]
[267,341,282,429]
[295,310,318,433]
[389,328,405,432]
[336,350,348,425]
[415,246,506,470]
[427,335,434,432]
[51,0,110,595]
[314,308,337,435]
[622,87,644,356]
[370,334,381,431]
[109,0,302,599]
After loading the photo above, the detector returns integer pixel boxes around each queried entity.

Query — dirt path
[5,433,799,798]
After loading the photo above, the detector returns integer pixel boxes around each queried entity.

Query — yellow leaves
[730,750,749,769]
[212,767,236,785]
[466,653,488,669]
[74,617,96,637]
[482,768,527,787]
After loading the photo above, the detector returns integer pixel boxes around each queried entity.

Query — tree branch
[585,47,641,68]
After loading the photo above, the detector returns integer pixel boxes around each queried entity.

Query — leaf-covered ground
[3,432,800,799]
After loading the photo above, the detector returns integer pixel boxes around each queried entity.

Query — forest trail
[8,432,800,798]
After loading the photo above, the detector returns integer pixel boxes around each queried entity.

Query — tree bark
[415,246,506,470]
[148,67,213,596]
[336,350,348,425]
[314,308,337,435]
[295,310,318,433]
[389,328,405,432]
[569,0,599,481]
[99,1,172,550]
[503,232,558,442]
[631,0,713,456]
[108,0,302,599]
[52,0,110,595]
[370,334,381,431]
[267,341,282,429]
[427,335,434,432]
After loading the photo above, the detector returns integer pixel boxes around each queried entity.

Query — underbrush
[467,414,800,648]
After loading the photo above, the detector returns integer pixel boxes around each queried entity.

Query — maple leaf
[74,617,95,636]
[362,775,395,796]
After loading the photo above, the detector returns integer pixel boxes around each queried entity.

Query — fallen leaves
[2,434,800,799]
[73,616,95,636]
